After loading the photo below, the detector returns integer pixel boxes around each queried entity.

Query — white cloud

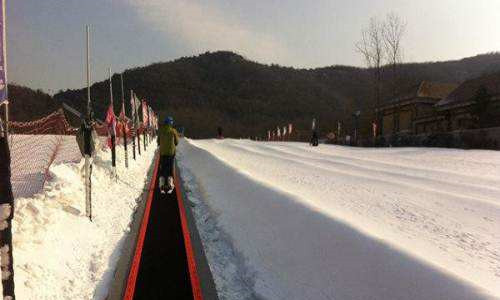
[125,0,290,63]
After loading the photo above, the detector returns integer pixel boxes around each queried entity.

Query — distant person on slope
[217,126,224,139]
[158,116,179,194]
[310,131,319,147]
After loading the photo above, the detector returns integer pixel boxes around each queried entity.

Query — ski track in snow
[178,139,500,300]
[178,161,260,300]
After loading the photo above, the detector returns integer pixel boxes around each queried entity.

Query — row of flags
[268,123,293,140]
[104,91,158,146]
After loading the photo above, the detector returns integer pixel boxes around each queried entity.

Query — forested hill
[48,51,500,138]
[54,51,362,138]
[7,84,61,122]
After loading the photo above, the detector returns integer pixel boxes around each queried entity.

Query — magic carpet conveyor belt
[122,155,204,300]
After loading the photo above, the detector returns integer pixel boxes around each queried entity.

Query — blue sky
[7,0,500,93]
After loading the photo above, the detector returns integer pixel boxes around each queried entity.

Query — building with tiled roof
[437,72,500,108]
[376,81,458,135]
[435,72,500,131]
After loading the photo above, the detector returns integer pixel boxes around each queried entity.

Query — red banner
[105,104,116,147]
[142,100,148,127]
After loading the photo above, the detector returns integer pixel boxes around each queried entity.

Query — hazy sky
[7,0,500,93]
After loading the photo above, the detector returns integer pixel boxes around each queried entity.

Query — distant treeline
[9,51,500,139]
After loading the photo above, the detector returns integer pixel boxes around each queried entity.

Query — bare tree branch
[383,12,406,96]
[356,17,385,132]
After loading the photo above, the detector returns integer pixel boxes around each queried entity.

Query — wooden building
[377,81,458,136]
[435,72,500,131]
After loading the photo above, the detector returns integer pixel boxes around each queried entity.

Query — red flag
[151,111,157,130]
[119,101,126,121]
[105,104,116,147]
[142,100,149,127]
[125,121,130,135]
[116,102,126,137]
[105,104,117,135]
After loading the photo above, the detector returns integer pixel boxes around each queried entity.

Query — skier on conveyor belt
[158,116,179,194]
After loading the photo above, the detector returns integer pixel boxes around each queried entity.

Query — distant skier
[217,126,224,139]
[310,131,319,147]
[310,118,319,146]
[158,116,179,194]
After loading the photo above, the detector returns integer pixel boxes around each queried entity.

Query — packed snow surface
[178,139,500,300]
[8,139,156,299]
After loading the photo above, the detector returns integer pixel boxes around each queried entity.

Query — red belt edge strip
[175,172,204,300]
[122,154,160,300]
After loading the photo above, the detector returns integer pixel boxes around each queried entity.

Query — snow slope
[8,140,156,299]
[177,139,500,300]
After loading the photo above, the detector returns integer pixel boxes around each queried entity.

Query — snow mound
[10,142,156,299]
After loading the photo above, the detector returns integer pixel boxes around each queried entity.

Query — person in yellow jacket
[158,116,179,193]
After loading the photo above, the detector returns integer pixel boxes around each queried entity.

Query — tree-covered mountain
[15,51,500,138]
[7,84,61,122]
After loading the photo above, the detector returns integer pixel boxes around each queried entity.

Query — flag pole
[0,2,15,297]
[130,89,136,160]
[3,92,7,143]
[146,103,151,142]
[136,92,141,155]
[142,100,147,151]
[3,0,8,140]
[109,67,113,105]
[109,67,117,176]
[86,26,91,119]
[120,73,128,168]
[84,25,92,222]
[4,100,7,138]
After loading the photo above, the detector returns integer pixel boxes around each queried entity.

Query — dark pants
[310,132,319,146]
[159,155,175,179]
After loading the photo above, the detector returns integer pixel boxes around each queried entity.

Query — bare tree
[356,17,385,135]
[383,12,406,97]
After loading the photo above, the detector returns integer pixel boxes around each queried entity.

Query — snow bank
[178,157,258,300]
[9,140,156,299]
[10,134,82,198]
[178,139,500,300]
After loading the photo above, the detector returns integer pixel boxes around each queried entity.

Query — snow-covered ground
[177,139,500,300]
[9,135,82,198]
[7,139,156,299]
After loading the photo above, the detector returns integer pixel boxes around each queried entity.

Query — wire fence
[8,109,147,199]
[9,109,81,198]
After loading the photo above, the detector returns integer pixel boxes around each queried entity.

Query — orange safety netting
[8,109,80,198]
[8,109,149,198]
